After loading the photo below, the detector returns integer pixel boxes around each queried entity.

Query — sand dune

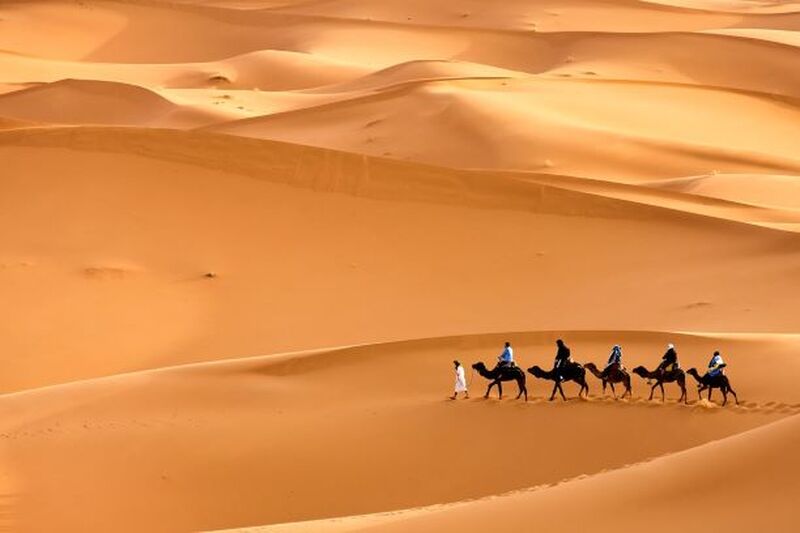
[209,77,800,179]
[236,0,800,32]
[239,412,800,533]
[645,0,800,14]
[0,116,37,131]
[0,79,220,127]
[3,330,799,532]
[705,26,800,45]
[305,59,527,93]
[2,1,799,532]
[0,49,368,91]
[507,171,800,229]
[3,126,800,391]
[649,173,800,209]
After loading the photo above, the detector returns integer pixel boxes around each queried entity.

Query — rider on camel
[497,341,514,368]
[553,339,571,382]
[601,344,623,380]
[704,351,726,380]
[657,343,679,376]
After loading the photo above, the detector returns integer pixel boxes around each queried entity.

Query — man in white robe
[451,360,469,399]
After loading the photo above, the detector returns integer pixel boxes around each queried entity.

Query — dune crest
[0,79,220,127]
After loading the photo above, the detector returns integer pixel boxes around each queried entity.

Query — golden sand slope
[2,127,800,392]
[0,79,222,127]
[1,1,799,532]
[4,331,800,532]
[236,412,800,533]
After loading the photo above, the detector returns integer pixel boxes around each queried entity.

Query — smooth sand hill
[236,412,800,533]
[1,1,799,532]
[207,77,800,179]
[649,173,800,209]
[4,331,800,532]
[0,49,368,91]
[0,79,222,128]
[2,127,800,391]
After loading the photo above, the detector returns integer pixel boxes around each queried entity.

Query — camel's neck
[476,366,496,379]
[537,367,556,380]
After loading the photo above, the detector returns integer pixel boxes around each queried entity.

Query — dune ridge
[0,79,223,127]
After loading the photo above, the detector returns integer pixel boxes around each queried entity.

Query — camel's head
[527,365,546,378]
[686,368,700,377]
[472,362,487,371]
[631,366,648,378]
[583,362,598,371]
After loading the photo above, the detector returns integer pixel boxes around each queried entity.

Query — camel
[472,362,528,401]
[584,362,632,399]
[632,365,687,403]
[687,367,738,406]
[527,362,589,401]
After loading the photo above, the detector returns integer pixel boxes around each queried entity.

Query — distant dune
[0,79,222,127]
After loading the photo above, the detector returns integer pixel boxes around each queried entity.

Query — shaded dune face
[0,79,205,127]
[0,1,799,533]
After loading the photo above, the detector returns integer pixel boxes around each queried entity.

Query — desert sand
[0,1,799,532]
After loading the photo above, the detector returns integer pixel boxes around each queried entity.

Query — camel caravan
[452,340,738,406]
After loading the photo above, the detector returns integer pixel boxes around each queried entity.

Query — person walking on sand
[451,360,469,399]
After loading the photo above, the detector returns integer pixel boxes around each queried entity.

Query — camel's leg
[722,388,728,406]
[609,381,617,399]
[659,382,665,401]
[517,378,527,401]
[558,382,567,401]
[728,386,739,405]
[648,382,657,401]
[485,381,495,399]
[699,383,710,401]
[549,382,558,401]
[497,381,503,399]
